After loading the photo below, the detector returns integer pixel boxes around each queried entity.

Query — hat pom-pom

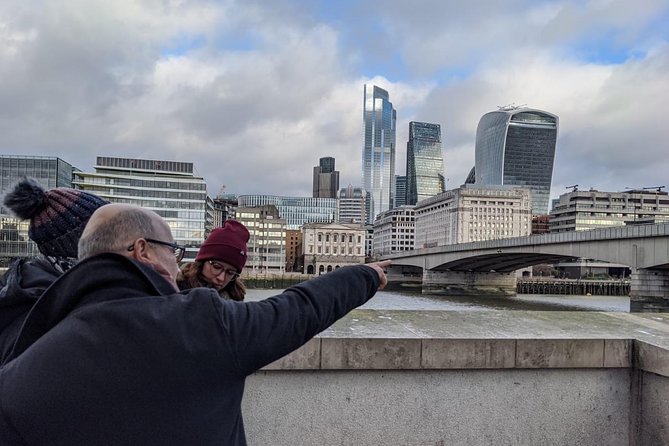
[3,177,49,219]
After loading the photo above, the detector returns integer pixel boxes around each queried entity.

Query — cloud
[0,0,667,206]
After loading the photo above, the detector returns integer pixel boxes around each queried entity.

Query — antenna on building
[497,103,527,111]
[642,186,666,193]
[566,185,578,192]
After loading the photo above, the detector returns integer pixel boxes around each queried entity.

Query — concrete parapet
[422,269,517,296]
[243,311,669,446]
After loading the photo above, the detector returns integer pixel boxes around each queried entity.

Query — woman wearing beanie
[0,177,109,362]
[177,220,250,301]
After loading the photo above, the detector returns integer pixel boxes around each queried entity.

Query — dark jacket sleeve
[213,264,380,375]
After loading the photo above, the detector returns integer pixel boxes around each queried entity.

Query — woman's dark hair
[177,261,246,301]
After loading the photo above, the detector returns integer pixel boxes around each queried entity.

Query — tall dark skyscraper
[362,84,396,224]
[406,121,445,205]
[395,175,407,207]
[312,157,339,198]
[474,107,558,215]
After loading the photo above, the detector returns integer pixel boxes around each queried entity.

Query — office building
[237,195,336,230]
[362,84,396,223]
[236,205,286,273]
[302,222,365,274]
[312,157,340,199]
[212,193,238,228]
[406,122,445,205]
[285,229,303,272]
[372,206,415,257]
[395,175,407,207]
[0,155,75,265]
[414,185,532,247]
[474,107,558,215]
[337,185,367,224]
[73,156,212,261]
[549,188,669,232]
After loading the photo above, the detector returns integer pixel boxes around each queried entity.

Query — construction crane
[566,185,578,192]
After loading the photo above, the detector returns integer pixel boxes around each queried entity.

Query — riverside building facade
[237,195,336,229]
[406,121,445,205]
[549,188,669,232]
[302,222,366,275]
[474,107,558,215]
[73,156,212,261]
[235,205,286,274]
[414,185,532,248]
[0,155,75,265]
[362,84,396,224]
[337,185,367,224]
[371,206,415,257]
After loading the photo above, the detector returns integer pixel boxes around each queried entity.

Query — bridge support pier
[423,270,517,296]
[630,269,669,312]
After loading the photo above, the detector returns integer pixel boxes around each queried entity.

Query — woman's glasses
[208,260,240,280]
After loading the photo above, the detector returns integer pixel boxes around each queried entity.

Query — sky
[1,0,668,201]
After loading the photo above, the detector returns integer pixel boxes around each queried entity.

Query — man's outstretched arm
[215,261,390,375]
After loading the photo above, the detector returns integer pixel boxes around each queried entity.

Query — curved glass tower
[362,85,396,224]
[406,121,445,205]
[474,107,558,215]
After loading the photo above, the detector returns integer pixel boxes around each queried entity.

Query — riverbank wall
[243,310,669,446]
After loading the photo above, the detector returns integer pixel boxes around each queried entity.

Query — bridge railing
[386,222,669,258]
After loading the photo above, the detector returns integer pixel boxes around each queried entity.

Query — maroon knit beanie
[195,220,250,272]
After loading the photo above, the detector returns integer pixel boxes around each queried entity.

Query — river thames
[246,288,630,312]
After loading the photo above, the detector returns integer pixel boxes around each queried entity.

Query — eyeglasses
[207,260,240,280]
[127,238,186,262]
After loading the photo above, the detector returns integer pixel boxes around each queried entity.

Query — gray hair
[78,208,158,260]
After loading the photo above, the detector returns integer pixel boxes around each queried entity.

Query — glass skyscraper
[394,175,407,207]
[362,84,396,224]
[406,121,445,205]
[474,107,558,215]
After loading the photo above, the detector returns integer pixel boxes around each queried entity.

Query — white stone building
[302,223,365,275]
[372,206,415,257]
[414,185,532,247]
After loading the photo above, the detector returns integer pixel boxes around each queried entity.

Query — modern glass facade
[362,84,396,224]
[475,108,558,215]
[406,121,445,205]
[237,195,336,229]
[73,156,212,261]
[0,155,75,265]
[394,175,407,207]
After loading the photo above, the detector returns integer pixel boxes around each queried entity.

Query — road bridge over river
[382,223,669,312]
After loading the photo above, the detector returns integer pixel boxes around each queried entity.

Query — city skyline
[0,1,667,199]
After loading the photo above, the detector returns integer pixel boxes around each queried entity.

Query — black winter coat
[0,258,61,363]
[0,253,381,446]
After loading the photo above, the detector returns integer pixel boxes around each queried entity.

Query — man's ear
[128,239,152,262]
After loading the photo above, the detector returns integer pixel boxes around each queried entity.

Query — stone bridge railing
[243,309,669,446]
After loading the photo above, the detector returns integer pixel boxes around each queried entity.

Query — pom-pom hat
[195,220,250,272]
[3,177,109,259]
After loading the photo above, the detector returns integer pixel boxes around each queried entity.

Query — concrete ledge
[259,311,669,376]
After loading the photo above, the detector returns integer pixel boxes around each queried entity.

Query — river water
[246,288,630,312]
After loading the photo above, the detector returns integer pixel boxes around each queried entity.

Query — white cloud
[0,0,667,204]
